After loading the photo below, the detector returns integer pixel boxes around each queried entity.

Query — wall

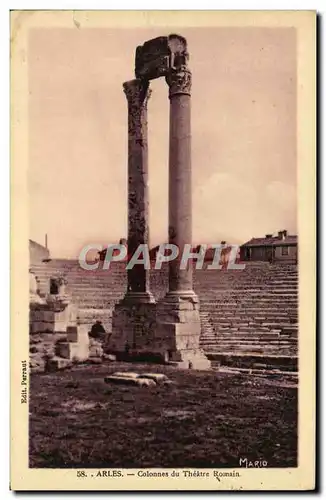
[249,246,270,261]
[274,244,297,262]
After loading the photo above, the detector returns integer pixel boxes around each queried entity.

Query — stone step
[242,296,298,300]
[204,339,296,348]
[202,304,297,310]
[70,294,123,299]
[201,333,283,341]
[204,330,297,337]
[201,287,298,292]
[195,275,298,279]
[214,365,298,382]
[206,352,298,371]
[201,341,297,349]
[201,313,297,320]
[199,300,297,304]
[203,349,297,357]
[34,273,298,282]
[201,319,298,327]
[77,309,112,317]
[202,336,295,345]
[215,324,281,331]
[69,288,298,294]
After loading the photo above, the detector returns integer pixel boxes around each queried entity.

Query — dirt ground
[29,362,297,468]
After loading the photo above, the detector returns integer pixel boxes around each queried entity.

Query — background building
[240,230,298,263]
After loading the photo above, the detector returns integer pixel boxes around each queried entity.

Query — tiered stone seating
[195,264,298,370]
[31,260,298,371]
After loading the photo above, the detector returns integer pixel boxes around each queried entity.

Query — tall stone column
[109,79,156,358]
[154,67,210,370]
[166,68,193,296]
[123,78,154,303]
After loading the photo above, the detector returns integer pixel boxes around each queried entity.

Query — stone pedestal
[155,293,211,369]
[110,302,156,357]
[109,78,156,357]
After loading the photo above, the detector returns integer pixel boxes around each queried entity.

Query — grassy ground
[29,362,297,468]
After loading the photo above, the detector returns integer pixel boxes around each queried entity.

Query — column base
[120,291,155,305]
[168,351,212,370]
[154,292,211,370]
[108,299,157,357]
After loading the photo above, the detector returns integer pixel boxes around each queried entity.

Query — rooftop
[242,232,297,248]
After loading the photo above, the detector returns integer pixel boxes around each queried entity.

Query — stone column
[109,79,156,357]
[154,68,210,370]
[123,78,154,303]
[166,68,193,296]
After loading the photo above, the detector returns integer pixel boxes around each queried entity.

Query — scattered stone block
[46,357,72,372]
[57,341,89,362]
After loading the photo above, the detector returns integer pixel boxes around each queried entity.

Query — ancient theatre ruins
[109,35,211,369]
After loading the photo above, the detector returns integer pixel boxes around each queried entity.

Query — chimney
[265,234,272,238]
[278,231,283,239]
[220,240,226,245]
[45,233,48,249]
[283,230,288,238]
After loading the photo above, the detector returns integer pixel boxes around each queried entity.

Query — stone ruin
[29,270,105,373]
[107,34,211,370]
[29,34,212,372]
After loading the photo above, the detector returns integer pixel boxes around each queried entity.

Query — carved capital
[123,79,152,110]
[165,69,192,98]
[123,79,151,138]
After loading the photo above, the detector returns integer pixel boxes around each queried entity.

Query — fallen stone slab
[112,371,171,384]
[113,372,140,379]
[140,373,171,384]
[104,375,156,387]
[135,377,156,387]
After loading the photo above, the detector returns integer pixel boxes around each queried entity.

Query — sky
[28,27,297,258]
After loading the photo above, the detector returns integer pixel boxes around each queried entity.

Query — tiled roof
[241,235,298,247]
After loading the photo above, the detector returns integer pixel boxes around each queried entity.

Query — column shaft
[123,79,153,301]
[166,70,193,295]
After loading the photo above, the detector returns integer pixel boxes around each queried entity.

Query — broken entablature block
[135,34,189,81]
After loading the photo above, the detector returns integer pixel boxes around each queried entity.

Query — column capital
[165,69,192,98]
[123,79,152,109]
